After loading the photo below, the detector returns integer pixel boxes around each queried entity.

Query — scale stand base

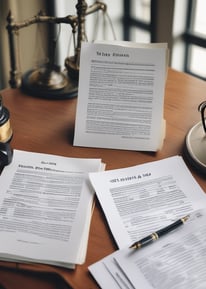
[21,69,78,100]
[184,121,206,175]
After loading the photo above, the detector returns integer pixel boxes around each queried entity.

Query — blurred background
[0,0,206,90]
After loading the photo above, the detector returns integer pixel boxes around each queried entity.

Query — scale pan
[185,121,206,174]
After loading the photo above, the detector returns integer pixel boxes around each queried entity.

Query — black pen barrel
[130,233,158,249]
[156,219,183,237]
[130,215,189,249]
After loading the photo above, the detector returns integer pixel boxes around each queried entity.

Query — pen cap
[0,95,13,167]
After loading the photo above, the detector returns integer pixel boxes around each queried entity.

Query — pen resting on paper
[129,215,190,249]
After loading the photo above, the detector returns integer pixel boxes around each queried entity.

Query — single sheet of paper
[89,156,206,249]
[74,41,167,151]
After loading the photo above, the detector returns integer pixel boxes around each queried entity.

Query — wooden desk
[1,68,206,289]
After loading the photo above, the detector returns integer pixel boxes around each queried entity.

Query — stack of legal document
[88,156,206,288]
[0,149,104,269]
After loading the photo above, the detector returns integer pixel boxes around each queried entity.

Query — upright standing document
[74,41,168,151]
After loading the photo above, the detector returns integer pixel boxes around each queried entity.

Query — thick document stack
[88,156,206,288]
[0,149,103,269]
[74,41,168,152]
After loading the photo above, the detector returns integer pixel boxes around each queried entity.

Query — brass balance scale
[6,0,113,99]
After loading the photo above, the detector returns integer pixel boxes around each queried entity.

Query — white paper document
[89,156,206,249]
[74,41,167,151]
[89,209,206,289]
[0,149,103,268]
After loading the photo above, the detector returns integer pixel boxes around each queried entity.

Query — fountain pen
[129,215,190,249]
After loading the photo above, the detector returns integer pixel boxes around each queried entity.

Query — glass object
[131,0,151,23]
[131,27,150,43]
[192,0,206,36]
[189,45,206,78]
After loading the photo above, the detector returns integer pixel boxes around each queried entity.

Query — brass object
[151,232,159,240]
[181,215,190,223]
[6,0,107,99]
[0,95,13,167]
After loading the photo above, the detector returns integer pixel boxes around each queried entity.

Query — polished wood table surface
[0,68,206,289]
